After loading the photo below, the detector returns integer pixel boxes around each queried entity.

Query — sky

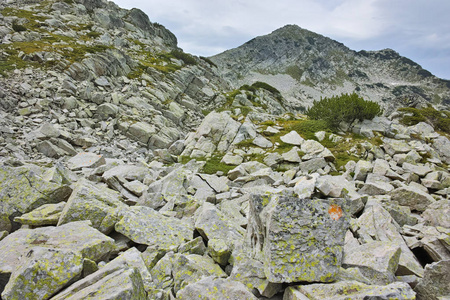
[113,0,450,79]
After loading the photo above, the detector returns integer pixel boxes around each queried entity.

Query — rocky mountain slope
[0,1,449,300]
[211,25,450,113]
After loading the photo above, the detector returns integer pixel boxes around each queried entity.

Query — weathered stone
[221,153,244,165]
[358,181,394,195]
[382,138,411,156]
[381,201,418,227]
[195,202,245,247]
[356,202,424,277]
[0,164,72,232]
[58,180,126,234]
[264,126,280,136]
[353,160,373,181]
[123,180,147,197]
[115,206,193,250]
[176,277,258,300]
[36,140,67,158]
[252,135,273,148]
[229,251,282,298]
[207,238,231,266]
[372,158,391,175]
[51,264,146,300]
[182,112,241,156]
[402,162,432,177]
[14,202,66,226]
[37,123,61,139]
[293,174,318,199]
[414,260,450,300]
[264,152,283,167]
[422,200,450,228]
[284,281,416,300]
[299,157,328,173]
[280,130,304,145]
[282,146,302,163]
[2,247,83,300]
[67,152,106,171]
[151,252,227,294]
[127,121,156,145]
[403,224,450,262]
[96,103,119,120]
[316,175,358,198]
[0,221,115,293]
[246,195,349,283]
[198,173,229,193]
[343,241,401,284]
[432,136,450,164]
[389,186,435,212]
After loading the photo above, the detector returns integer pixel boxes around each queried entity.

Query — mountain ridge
[211,24,450,113]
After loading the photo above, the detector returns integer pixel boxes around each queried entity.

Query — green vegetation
[180,155,235,175]
[306,92,382,131]
[170,50,197,65]
[12,22,27,32]
[252,81,281,95]
[398,105,450,134]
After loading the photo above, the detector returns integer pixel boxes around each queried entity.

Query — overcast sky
[113,0,450,79]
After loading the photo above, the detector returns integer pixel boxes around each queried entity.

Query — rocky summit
[0,0,449,300]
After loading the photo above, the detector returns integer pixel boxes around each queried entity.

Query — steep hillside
[211,25,450,113]
[0,0,233,162]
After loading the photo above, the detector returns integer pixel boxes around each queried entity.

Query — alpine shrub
[306,92,382,131]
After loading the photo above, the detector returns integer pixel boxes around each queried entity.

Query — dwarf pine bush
[306,92,382,131]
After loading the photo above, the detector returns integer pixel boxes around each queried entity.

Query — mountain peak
[211,24,450,111]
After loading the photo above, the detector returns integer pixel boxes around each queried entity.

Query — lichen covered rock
[2,247,83,300]
[284,280,416,300]
[58,180,126,234]
[115,206,193,250]
[176,276,258,300]
[246,194,350,283]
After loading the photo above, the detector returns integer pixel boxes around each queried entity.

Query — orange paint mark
[328,204,343,221]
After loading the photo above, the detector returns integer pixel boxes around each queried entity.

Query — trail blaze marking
[328,204,343,221]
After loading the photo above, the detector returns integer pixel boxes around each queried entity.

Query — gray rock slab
[115,206,193,250]
[50,265,146,300]
[0,221,115,290]
[252,135,273,148]
[280,130,304,145]
[194,202,245,247]
[0,164,72,232]
[284,280,416,300]
[389,186,435,212]
[2,247,83,300]
[402,162,432,177]
[151,253,227,294]
[353,160,373,181]
[299,157,328,173]
[343,241,401,285]
[356,202,424,277]
[246,195,350,283]
[176,277,258,300]
[422,200,450,228]
[14,202,66,226]
[198,173,230,193]
[67,152,106,171]
[414,260,450,300]
[58,180,126,234]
